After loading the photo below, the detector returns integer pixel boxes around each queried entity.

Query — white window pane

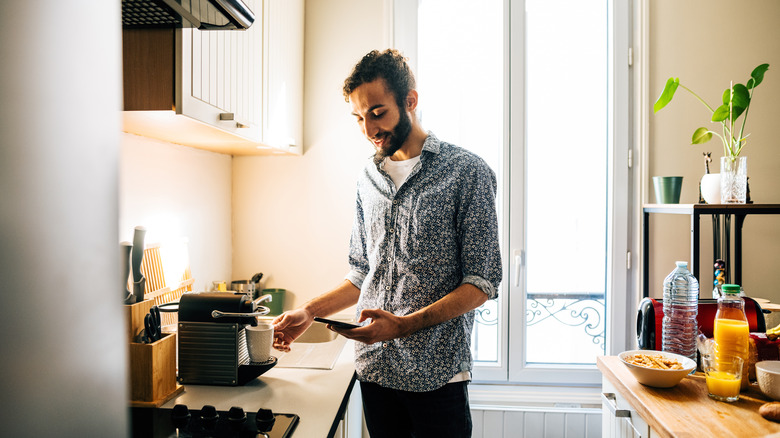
[525,0,608,364]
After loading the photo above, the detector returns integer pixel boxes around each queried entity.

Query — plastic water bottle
[662,261,699,361]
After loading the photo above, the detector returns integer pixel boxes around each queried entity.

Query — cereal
[625,353,683,370]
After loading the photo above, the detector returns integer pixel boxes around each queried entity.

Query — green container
[652,176,683,204]
[262,288,286,316]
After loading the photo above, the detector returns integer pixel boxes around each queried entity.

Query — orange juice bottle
[713,284,749,389]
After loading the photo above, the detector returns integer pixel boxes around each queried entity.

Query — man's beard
[373,107,412,160]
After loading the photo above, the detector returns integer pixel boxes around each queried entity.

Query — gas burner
[131,404,299,437]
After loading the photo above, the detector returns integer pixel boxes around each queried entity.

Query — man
[272,49,501,437]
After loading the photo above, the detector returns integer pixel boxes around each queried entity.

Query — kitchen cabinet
[122,0,304,156]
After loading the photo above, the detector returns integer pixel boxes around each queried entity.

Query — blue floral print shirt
[345,132,502,392]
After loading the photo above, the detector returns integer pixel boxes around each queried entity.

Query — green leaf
[712,104,730,122]
[722,88,730,105]
[732,84,750,107]
[749,63,770,88]
[654,77,679,113]
[692,127,713,144]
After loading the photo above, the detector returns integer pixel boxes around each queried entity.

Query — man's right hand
[271,308,313,352]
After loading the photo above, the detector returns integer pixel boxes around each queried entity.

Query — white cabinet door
[261,0,304,154]
[177,0,263,143]
[601,378,652,438]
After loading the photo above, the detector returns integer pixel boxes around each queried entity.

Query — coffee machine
[176,292,276,386]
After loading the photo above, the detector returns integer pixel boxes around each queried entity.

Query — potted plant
[653,63,769,203]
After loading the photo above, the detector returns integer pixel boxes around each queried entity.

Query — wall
[232,0,390,310]
[120,133,233,292]
[647,0,780,303]
[0,1,127,435]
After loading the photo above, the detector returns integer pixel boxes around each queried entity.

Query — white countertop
[161,340,357,438]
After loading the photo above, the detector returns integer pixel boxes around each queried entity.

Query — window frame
[390,0,634,388]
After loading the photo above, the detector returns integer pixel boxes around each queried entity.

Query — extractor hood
[122,0,254,30]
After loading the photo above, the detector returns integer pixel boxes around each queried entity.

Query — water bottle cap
[675,261,688,268]
[722,284,741,294]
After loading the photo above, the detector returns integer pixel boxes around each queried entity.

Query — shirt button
[385,286,390,291]
[389,228,394,233]
[382,343,388,348]
[392,200,398,205]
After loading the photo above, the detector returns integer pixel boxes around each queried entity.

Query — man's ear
[405,90,419,112]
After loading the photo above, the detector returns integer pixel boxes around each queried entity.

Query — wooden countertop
[598,355,780,438]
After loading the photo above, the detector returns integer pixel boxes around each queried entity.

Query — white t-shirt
[382,155,421,190]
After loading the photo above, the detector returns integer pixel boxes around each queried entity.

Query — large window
[397,0,631,386]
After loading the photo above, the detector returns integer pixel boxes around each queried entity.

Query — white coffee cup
[246,322,273,363]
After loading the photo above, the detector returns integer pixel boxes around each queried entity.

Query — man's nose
[363,118,378,138]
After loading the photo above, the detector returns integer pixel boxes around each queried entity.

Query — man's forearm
[302,279,362,318]
[400,283,489,337]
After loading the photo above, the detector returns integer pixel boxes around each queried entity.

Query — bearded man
[272,49,501,437]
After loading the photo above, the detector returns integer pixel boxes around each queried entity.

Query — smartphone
[313,317,361,330]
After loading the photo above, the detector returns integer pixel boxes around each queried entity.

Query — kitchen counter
[598,355,780,437]
[158,339,357,438]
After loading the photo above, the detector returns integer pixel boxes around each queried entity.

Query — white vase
[721,156,748,204]
[700,173,721,204]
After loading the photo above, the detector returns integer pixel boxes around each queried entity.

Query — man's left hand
[330,308,411,344]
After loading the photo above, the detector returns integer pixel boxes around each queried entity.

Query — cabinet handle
[602,393,630,417]
[219,113,235,121]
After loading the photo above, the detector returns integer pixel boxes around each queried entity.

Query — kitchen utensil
[251,272,264,284]
[618,349,696,388]
[121,241,134,304]
[245,322,274,363]
[131,226,147,302]
[756,361,780,401]
[144,306,162,343]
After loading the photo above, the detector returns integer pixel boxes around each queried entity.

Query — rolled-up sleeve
[457,158,502,300]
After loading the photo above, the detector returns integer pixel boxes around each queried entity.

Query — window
[394,0,632,386]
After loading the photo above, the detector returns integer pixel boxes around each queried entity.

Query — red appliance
[636,297,767,350]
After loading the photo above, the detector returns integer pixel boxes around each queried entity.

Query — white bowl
[618,350,696,388]
[756,361,780,400]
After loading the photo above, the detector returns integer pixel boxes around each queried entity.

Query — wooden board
[598,355,780,437]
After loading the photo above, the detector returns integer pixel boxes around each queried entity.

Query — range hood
[122,0,254,30]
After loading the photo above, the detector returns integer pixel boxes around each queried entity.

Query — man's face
[349,79,412,159]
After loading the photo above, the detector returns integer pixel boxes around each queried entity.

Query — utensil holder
[129,333,182,406]
[125,299,154,342]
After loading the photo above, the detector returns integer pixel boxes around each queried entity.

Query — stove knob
[171,404,191,429]
[227,406,247,431]
[200,405,219,430]
[255,408,275,433]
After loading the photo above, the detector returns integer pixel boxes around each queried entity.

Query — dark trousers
[360,380,472,438]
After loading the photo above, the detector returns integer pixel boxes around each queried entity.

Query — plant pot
[720,156,747,204]
[652,176,683,204]
[700,173,721,204]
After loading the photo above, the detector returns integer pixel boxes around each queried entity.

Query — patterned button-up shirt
[345,132,502,392]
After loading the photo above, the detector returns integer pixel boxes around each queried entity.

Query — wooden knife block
[125,300,182,407]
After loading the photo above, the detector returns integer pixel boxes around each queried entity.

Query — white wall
[232,0,390,310]
[647,0,780,303]
[120,133,233,292]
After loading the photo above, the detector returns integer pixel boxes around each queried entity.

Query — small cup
[245,322,274,363]
[702,354,743,402]
[213,281,227,292]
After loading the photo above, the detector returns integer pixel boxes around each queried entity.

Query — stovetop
[131,404,299,438]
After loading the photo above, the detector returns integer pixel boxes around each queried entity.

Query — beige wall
[231,0,389,310]
[120,133,233,292]
[647,0,780,301]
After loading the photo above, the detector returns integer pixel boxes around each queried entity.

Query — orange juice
[713,284,750,389]
[706,370,741,399]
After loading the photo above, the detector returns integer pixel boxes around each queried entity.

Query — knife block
[129,332,182,407]
[125,299,154,343]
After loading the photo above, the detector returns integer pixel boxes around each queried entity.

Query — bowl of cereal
[618,350,696,388]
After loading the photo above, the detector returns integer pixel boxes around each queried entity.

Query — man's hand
[272,308,313,352]
[331,308,409,344]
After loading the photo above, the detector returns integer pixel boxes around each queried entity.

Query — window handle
[513,249,524,287]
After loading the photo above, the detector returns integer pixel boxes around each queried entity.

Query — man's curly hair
[343,49,416,109]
